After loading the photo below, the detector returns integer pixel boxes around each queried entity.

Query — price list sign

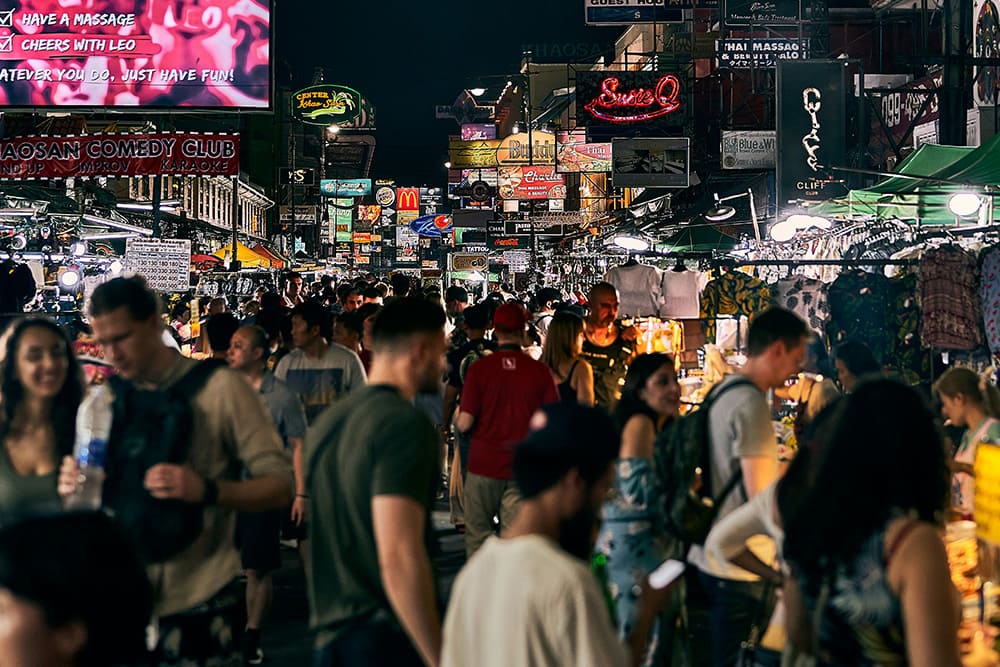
[125,238,192,293]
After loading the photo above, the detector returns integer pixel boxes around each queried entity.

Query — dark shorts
[313,612,422,667]
[237,509,282,573]
[150,581,242,667]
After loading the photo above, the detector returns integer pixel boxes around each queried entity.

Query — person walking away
[443,403,674,667]
[0,318,83,524]
[228,325,308,664]
[934,366,1000,519]
[444,286,469,344]
[58,276,294,667]
[307,298,446,667]
[205,312,239,361]
[541,310,595,406]
[689,307,808,667]
[456,303,559,558]
[596,353,683,666]
[581,282,637,412]
[275,300,366,425]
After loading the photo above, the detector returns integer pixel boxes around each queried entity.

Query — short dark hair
[445,285,468,304]
[390,273,411,295]
[283,271,301,286]
[537,287,562,307]
[513,404,620,499]
[835,340,881,377]
[362,286,381,300]
[746,307,809,357]
[372,297,445,352]
[336,284,353,302]
[88,276,161,321]
[290,300,329,333]
[205,313,240,352]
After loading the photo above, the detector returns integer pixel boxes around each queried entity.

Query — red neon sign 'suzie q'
[583,75,682,123]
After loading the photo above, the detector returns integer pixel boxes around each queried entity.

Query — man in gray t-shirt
[690,308,808,667]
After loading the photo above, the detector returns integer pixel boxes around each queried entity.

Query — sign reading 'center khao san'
[292,84,363,126]
[576,71,685,128]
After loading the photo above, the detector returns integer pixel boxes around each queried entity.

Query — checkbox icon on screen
[0,10,13,28]
[0,35,12,52]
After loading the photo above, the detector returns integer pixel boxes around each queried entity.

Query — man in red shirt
[457,303,560,557]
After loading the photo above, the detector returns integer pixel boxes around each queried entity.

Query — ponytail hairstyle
[933,367,1000,418]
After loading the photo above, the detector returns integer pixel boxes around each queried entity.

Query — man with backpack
[685,307,808,667]
[59,276,295,666]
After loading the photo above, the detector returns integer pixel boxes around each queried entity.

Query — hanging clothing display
[918,247,983,351]
[771,276,829,332]
[826,270,894,363]
[699,270,771,344]
[980,247,1000,356]
[659,269,708,320]
[603,262,663,318]
[888,272,930,385]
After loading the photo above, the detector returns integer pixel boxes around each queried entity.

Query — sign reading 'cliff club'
[576,71,685,127]
[292,85,363,126]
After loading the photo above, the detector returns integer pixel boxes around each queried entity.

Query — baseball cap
[492,303,529,333]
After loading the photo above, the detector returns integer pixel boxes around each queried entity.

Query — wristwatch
[202,478,219,506]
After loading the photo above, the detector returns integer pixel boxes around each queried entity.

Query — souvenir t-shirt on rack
[979,247,1000,356]
[660,268,708,320]
[603,262,663,318]
[826,270,893,362]
[889,272,930,385]
[699,270,771,346]
[771,276,829,332]
[918,247,983,351]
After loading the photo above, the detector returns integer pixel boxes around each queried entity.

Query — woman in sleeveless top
[540,311,594,406]
[595,353,681,666]
[780,379,961,667]
[934,366,1000,518]
[0,318,83,524]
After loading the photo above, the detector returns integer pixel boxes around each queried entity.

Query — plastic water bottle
[66,384,113,510]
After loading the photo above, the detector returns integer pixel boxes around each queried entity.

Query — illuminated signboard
[320,179,372,197]
[461,123,497,140]
[408,214,453,238]
[397,187,420,212]
[292,84,363,126]
[498,166,567,200]
[556,129,612,173]
[576,71,685,127]
[0,0,270,109]
[331,199,353,243]
[449,137,501,169]
[496,130,556,166]
[612,137,690,188]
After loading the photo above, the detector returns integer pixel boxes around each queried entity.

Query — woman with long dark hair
[0,318,84,523]
[595,353,681,666]
[779,379,960,666]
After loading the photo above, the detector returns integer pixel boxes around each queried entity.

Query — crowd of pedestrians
[0,269,973,667]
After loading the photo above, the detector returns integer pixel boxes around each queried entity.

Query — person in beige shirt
[60,276,294,666]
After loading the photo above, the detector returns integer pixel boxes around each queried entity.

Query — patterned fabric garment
[771,276,830,332]
[980,247,1000,356]
[826,270,893,363]
[919,247,983,351]
[699,271,771,345]
[888,273,930,386]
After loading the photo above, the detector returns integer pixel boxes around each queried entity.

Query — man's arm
[140,463,292,511]
[373,495,441,667]
[740,456,778,499]
[442,384,460,433]
[456,411,475,435]
[289,436,307,524]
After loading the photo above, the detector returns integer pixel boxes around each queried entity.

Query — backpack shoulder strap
[701,376,761,506]
[169,358,226,397]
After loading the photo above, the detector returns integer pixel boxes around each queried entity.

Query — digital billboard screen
[0,0,271,109]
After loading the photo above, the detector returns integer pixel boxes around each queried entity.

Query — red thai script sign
[582,74,682,123]
[0,132,239,179]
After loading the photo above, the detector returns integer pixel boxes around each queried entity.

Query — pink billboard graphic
[0,0,270,108]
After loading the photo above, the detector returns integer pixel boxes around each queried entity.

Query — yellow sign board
[974,443,1000,545]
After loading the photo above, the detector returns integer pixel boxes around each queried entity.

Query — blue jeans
[698,570,768,667]
[312,613,423,667]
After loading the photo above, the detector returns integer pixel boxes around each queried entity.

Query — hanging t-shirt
[603,263,663,318]
[918,247,983,351]
[771,276,829,332]
[660,270,708,319]
[699,271,771,344]
[980,247,1000,356]
[826,270,893,362]
[888,273,930,385]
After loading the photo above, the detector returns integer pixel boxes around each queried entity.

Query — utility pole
[940,0,972,146]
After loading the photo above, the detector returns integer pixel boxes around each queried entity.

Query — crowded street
[0,0,997,666]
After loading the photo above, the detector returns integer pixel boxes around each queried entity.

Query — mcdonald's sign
[397,188,420,212]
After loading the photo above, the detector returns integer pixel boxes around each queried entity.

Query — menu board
[124,238,191,292]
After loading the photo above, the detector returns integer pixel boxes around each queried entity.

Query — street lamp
[948,192,983,217]
[469,87,487,97]
[613,235,650,251]
[704,189,762,246]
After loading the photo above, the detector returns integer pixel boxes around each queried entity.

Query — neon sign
[583,74,682,123]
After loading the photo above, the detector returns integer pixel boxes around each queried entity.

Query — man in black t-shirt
[580,282,637,412]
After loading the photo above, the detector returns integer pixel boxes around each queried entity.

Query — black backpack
[652,377,756,546]
[102,359,225,564]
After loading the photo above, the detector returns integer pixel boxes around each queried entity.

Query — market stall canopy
[191,254,223,271]
[809,134,1000,224]
[251,243,287,269]
[212,242,276,268]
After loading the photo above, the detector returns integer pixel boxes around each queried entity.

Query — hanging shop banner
[556,129,612,173]
[498,166,567,200]
[491,236,531,250]
[721,130,776,169]
[279,205,317,222]
[292,85,362,126]
[584,0,683,26]
[396,187,421,212]
[449,138,501,169]
[320,179,372,197]
[0,132,238,179]
[724,0,800,25]
[409,214,454,238]
[716,38,811,69]
[395,226,420,265]
[776,60,849,205]
[124,238,191,293]
[0,0,270,109]
[611,137,690,188]
[975,0,1000,106]
[867,71,941,168]
[332,199,353,243]
[461,123,497,140]
[576,71,685,128]
[495,131,556,166]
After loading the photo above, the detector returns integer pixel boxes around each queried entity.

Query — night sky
[279,1,620,187]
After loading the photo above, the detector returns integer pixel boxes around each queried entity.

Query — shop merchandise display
[699,270,771,344]
[919,247,984,351]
